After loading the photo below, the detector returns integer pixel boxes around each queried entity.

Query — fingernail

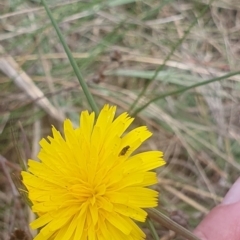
[222,177,240,205]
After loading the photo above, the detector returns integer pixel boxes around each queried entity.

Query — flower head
[22,105,165,240]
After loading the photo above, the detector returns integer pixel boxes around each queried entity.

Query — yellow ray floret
[21,105,165,240]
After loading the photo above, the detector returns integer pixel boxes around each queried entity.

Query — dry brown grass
[1,0,240,239]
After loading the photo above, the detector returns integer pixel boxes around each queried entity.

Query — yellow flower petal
[21,105,165,240]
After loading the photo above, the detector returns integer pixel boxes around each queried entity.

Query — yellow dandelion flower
[22,105,165,240]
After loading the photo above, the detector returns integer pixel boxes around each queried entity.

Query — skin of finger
[194,201,240,240]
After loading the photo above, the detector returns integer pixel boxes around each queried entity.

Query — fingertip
[194,201,240,240]
[222,177,240,205]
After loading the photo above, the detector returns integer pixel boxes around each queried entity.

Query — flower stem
[40,0,99,115]
[147,208,201,240]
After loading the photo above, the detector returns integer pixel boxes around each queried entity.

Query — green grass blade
[129,0,215,114]
[146,218,159,240]
[133,71,240,116]
[40,0,99,115]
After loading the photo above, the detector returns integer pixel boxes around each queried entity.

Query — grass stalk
[129,0,215,114]
[133,71,240,116]
[146,218,159,240]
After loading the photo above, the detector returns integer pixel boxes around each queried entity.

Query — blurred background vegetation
[1,0,240,239]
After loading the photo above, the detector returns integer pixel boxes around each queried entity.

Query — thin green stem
[146,218,159,240]
[133,71,240,116]
[40,0,99,115]
[147,208,201,240]
[129,0,215,114]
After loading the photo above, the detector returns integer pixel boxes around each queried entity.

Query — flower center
[69,182,107,206]
[90,184,106,204]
